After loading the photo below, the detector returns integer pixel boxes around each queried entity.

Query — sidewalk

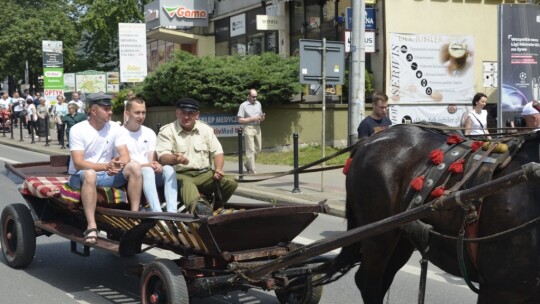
[0,127,346,217]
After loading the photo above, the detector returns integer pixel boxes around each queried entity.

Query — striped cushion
[21,176,129,208]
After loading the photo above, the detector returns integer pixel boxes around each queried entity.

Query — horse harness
[401,129,529,293]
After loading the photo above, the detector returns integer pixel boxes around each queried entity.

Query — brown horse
[328,124,540,304]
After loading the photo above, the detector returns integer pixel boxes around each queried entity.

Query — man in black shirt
[357,92,392,138]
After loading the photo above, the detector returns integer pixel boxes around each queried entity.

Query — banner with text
[389,104,470,127]
[119,23,148,83]
[42,40,64,103]
[499,4,540,127]
[199,114,241,137]
[389,33,475,104]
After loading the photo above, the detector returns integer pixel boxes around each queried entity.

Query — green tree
[0,0,79,91]
[139,52,302,111]
[73,0,152,71]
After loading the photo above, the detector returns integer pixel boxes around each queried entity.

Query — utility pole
[348,0,366,145]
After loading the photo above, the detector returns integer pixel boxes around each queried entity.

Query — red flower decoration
[430,186,446,198]
[342,157,353,175]
[447,134,464,145]
[471,141,484,152]
[410,175,425,191]
[429,149,444,165]
[448,159,465,174]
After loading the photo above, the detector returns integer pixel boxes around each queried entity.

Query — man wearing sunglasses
[237,89,265,174]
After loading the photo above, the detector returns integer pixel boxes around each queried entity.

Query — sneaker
[244,163,254,174]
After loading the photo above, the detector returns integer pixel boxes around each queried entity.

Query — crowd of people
[0,90,87,147]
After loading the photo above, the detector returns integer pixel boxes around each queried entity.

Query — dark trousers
[56,123,65,146]
[176,170,238,212]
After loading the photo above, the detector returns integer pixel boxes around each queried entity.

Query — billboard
[42,41,64,103]
[498,4,540,127]
[76,70,107,94]
[389,104,470,127]
[389,33,475,104]
[119,23,148,83]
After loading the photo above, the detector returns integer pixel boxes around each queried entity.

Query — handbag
[55,115,63,125]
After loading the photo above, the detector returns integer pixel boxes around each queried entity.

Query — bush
[135,51,302,112]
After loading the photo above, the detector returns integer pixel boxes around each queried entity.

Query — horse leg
[355,231,409,304]
[381,235,415,292]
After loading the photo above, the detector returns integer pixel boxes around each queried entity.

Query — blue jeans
[142,165,178,212]
[68,170,127,189]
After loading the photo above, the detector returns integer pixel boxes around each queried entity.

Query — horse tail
[314,194,362,286]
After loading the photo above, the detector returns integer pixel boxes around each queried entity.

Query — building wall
[143,104,349,153]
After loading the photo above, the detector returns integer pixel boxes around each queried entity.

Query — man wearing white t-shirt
[123,97,178,212]
[10,92,25,127]
[68,93,142,245]
[68,92,85,113]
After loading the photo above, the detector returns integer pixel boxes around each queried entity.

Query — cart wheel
[0,204,36,268]
[141,259,189,304]
[275,274,323,304]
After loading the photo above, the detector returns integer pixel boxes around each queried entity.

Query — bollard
[156,123,161,134]
[19,116,24,142]
[1,114,5,137]
[10,116,14,139]
[30,120,35,144]
[45,115,50,147]
[237,128,243,180]
[292,132,301,193]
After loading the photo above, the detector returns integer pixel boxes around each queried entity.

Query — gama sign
[144,0,209,30]
[163,6,207,19]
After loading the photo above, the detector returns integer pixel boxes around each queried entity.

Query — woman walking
[36,97,49,141]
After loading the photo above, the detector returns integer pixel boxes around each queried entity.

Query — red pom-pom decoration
[471,141,484,152]
[410,175,425,191]
[448,159,465,174]
[343,157,353,175]
[447,134,464,144]
[430,186,446,198]
[429,149,444,165]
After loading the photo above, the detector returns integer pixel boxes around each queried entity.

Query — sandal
[83,228,99,245]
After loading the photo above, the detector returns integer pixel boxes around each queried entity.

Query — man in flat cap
[155,97,238,215]
[68,93,143,245]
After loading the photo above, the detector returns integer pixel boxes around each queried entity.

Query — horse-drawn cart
[2,155,330,304]
[2,147,540,304]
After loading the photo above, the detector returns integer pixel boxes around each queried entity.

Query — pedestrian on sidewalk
[25,99,38,138]
[36,97,49,141]
[53,95,68,148]
[122,96,178,212]
[68,92,86,114]
[10,92,25,128]
[237,88,264,174]
[357,91,392,138]
[62,103,87,147]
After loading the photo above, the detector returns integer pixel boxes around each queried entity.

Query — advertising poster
[119,23,148,83]
[42,40,63,68]
[499,4,540,127]
[389,104,470,127]
[64,73,76,92]
[106,72,120,94]
[76,71,107,94]
[389,33,475,104]
[199,114,241,137]
[43,67,64,104]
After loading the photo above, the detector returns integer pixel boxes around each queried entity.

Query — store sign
[199,114,241,137]
[230,14,246,37]
[256,15,285,31]
[144,0,209,30]
[346,7,376,31]
[344,31,375,53]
